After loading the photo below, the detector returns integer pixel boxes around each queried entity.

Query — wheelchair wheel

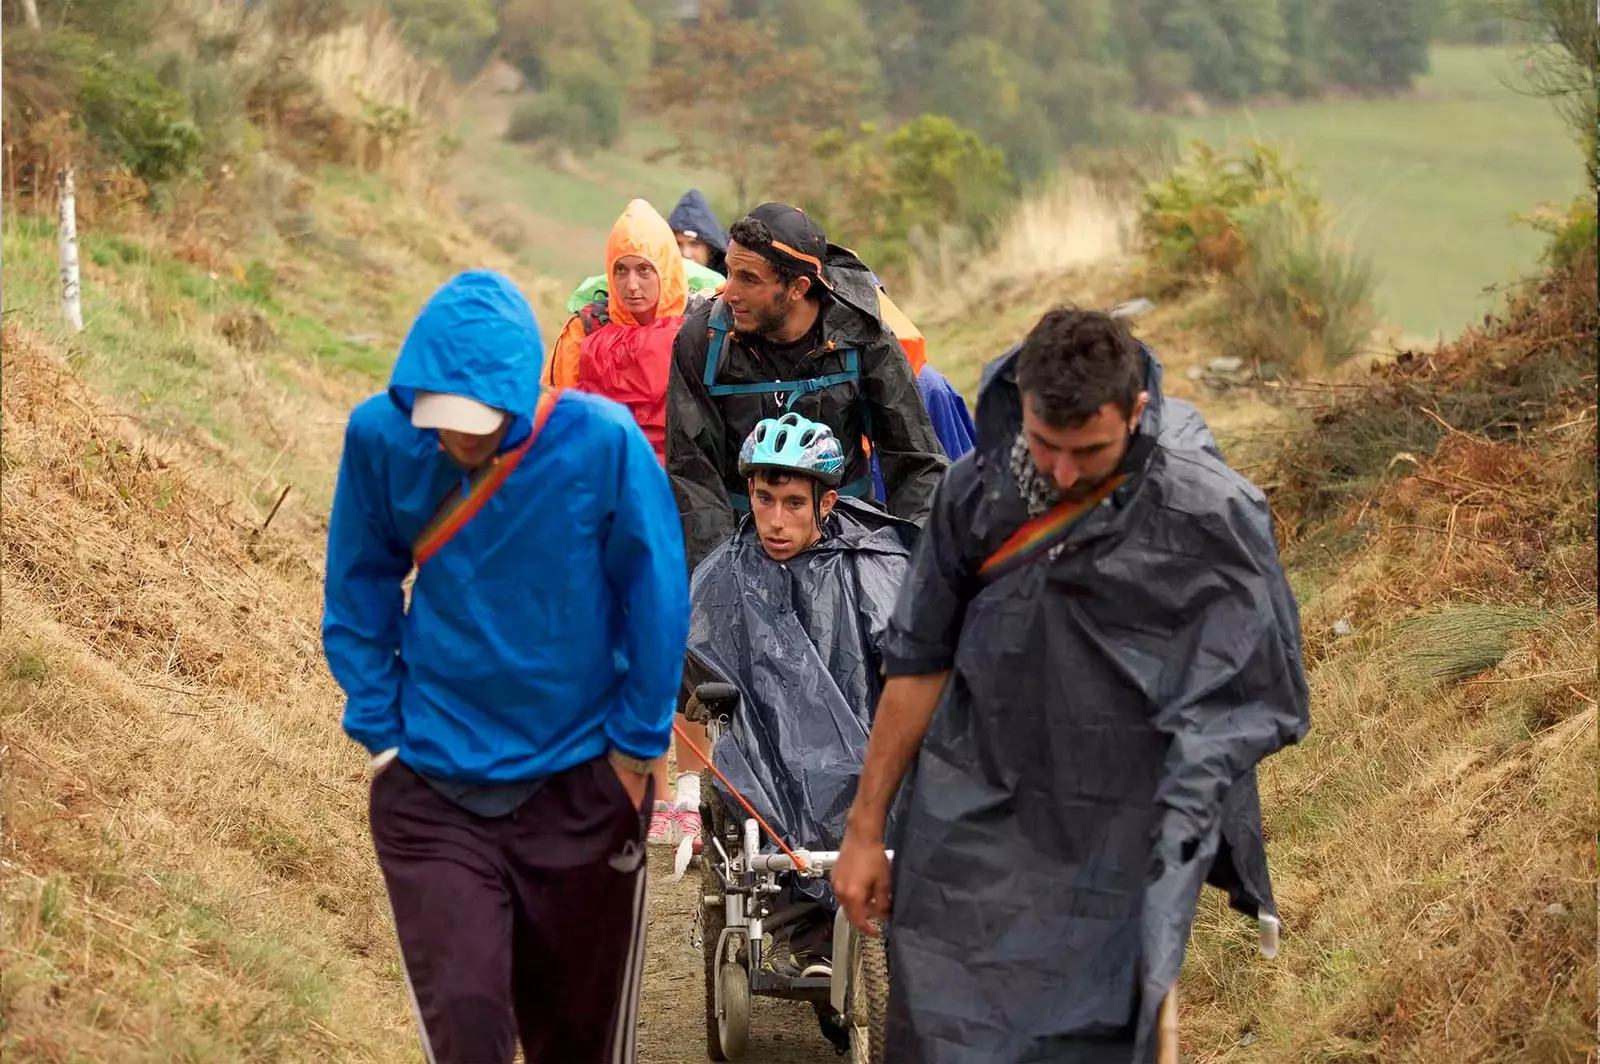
[715,960,751,1060]
[847,930,890,1064]
[701,791,749,1060]
[700,837,730,1059]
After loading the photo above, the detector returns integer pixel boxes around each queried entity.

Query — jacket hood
[816,244,897,347]
[607,198,689,327]
[667,189,728,255]
[876,286,927,376]
[388,270,544,421]
[975,340,1189,460]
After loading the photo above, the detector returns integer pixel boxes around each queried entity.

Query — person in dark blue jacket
[322,270,689,1064]
[667,188,728,276]
[871,362,976,499]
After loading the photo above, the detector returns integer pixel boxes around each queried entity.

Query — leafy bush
[1140,140,1321,282]
[503,57,622,152]
[809,114,1017,281]
[505,94,585,145]
[16,31,206,186]
[388,0,498,79]
[1141,140,1377,372]
[79,54,205,184]
[1524,196,1599,272]
[1220,199,1378,370]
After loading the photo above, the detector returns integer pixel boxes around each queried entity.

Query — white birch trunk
[58,168,83,333]
[19,0,41,30]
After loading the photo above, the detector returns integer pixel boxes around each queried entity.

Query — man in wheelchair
[682,412,913,1055]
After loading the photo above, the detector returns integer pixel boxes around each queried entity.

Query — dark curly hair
[727,217,813,297]
[1014,307,1144,427]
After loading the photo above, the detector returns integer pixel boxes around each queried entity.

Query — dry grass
[1178,251,1598,1063]
[908,173,1137,323]
[300,12,456,181]
[0,331,415,1061]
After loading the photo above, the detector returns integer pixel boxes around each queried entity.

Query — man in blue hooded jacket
[322,270,690,1064]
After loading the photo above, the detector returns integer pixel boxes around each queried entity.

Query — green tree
[1321,0,1432,88]
[810,113,1016,274]
[924,37,1057,178]
[1136,0,1289,101]
[741,0,887,107]
[498,0,650,89]
[388,0,498,80]
[1278,0,1327,95]
[1499,0,1598,189]
[643,0,863,207]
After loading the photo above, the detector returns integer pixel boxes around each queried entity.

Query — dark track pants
[369,757,652,1064]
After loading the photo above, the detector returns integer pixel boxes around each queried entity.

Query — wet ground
[637,849,841,1064]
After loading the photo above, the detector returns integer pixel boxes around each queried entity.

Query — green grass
[1170,45,1587,340]
[0,176,460,514]
[454,106,729,282]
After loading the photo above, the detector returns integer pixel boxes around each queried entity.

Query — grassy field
[1170,45,1586,342]
[453,95,730,284]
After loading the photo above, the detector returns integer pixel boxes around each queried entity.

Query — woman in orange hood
[542,199,691,464]
[544,200,709,849]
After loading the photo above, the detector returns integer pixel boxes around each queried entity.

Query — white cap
[411,390,506,435]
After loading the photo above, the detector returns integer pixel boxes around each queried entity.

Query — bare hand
[612,762,651,810]
[831,829,892,935]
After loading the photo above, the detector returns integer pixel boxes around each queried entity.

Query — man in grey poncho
[832,307,1310,1063]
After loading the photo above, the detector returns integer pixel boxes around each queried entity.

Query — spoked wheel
[847,929,890,1064]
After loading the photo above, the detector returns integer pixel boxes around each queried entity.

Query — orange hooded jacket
[544,200,689,463]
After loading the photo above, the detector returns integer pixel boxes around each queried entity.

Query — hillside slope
[0,158,560,1058]
[1180,249,1597,1061]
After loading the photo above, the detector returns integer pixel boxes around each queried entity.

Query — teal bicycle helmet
[738,413,846,487]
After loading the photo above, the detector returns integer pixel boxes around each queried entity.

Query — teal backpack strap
[703,298,733,391]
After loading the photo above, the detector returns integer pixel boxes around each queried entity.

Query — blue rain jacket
[872,364,976,499]
[666,189,728,275]
[322,271,690,783]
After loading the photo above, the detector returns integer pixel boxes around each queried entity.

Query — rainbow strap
[977,474,1128,581]
[412,388,562,567]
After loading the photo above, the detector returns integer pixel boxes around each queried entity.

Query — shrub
[1524,196,1599,273]
[1,30,208,188]
[1139,140,1320,283]
[505,94,586,146]
[503,58,622,153]
[1140,141,1377,372]
[1220,199,1378,370]
[808,113,1017,283]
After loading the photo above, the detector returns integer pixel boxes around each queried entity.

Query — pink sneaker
[647,802,677,847]
[673,807,703,854]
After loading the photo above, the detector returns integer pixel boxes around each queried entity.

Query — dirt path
[637,850,840,1064]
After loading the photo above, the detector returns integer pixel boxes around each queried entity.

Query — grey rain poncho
[878,344,1311,1063]
[683,498,916,854]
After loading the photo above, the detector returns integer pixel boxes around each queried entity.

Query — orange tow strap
[673,720,810,873]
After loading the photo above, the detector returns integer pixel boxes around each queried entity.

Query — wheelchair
[683,681,893,1063]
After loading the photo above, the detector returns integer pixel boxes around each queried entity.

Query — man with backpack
[666,202,948,569]
[831,307,1310,1063]
[321,270,689,1064]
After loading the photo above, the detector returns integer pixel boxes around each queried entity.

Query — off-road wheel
[702,791,748,1060]
[847,930,890,1064]
[700,849,729,1060]
[715,960,751,1060]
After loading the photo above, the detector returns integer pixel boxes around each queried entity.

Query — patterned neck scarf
[1010,431,1063,518]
